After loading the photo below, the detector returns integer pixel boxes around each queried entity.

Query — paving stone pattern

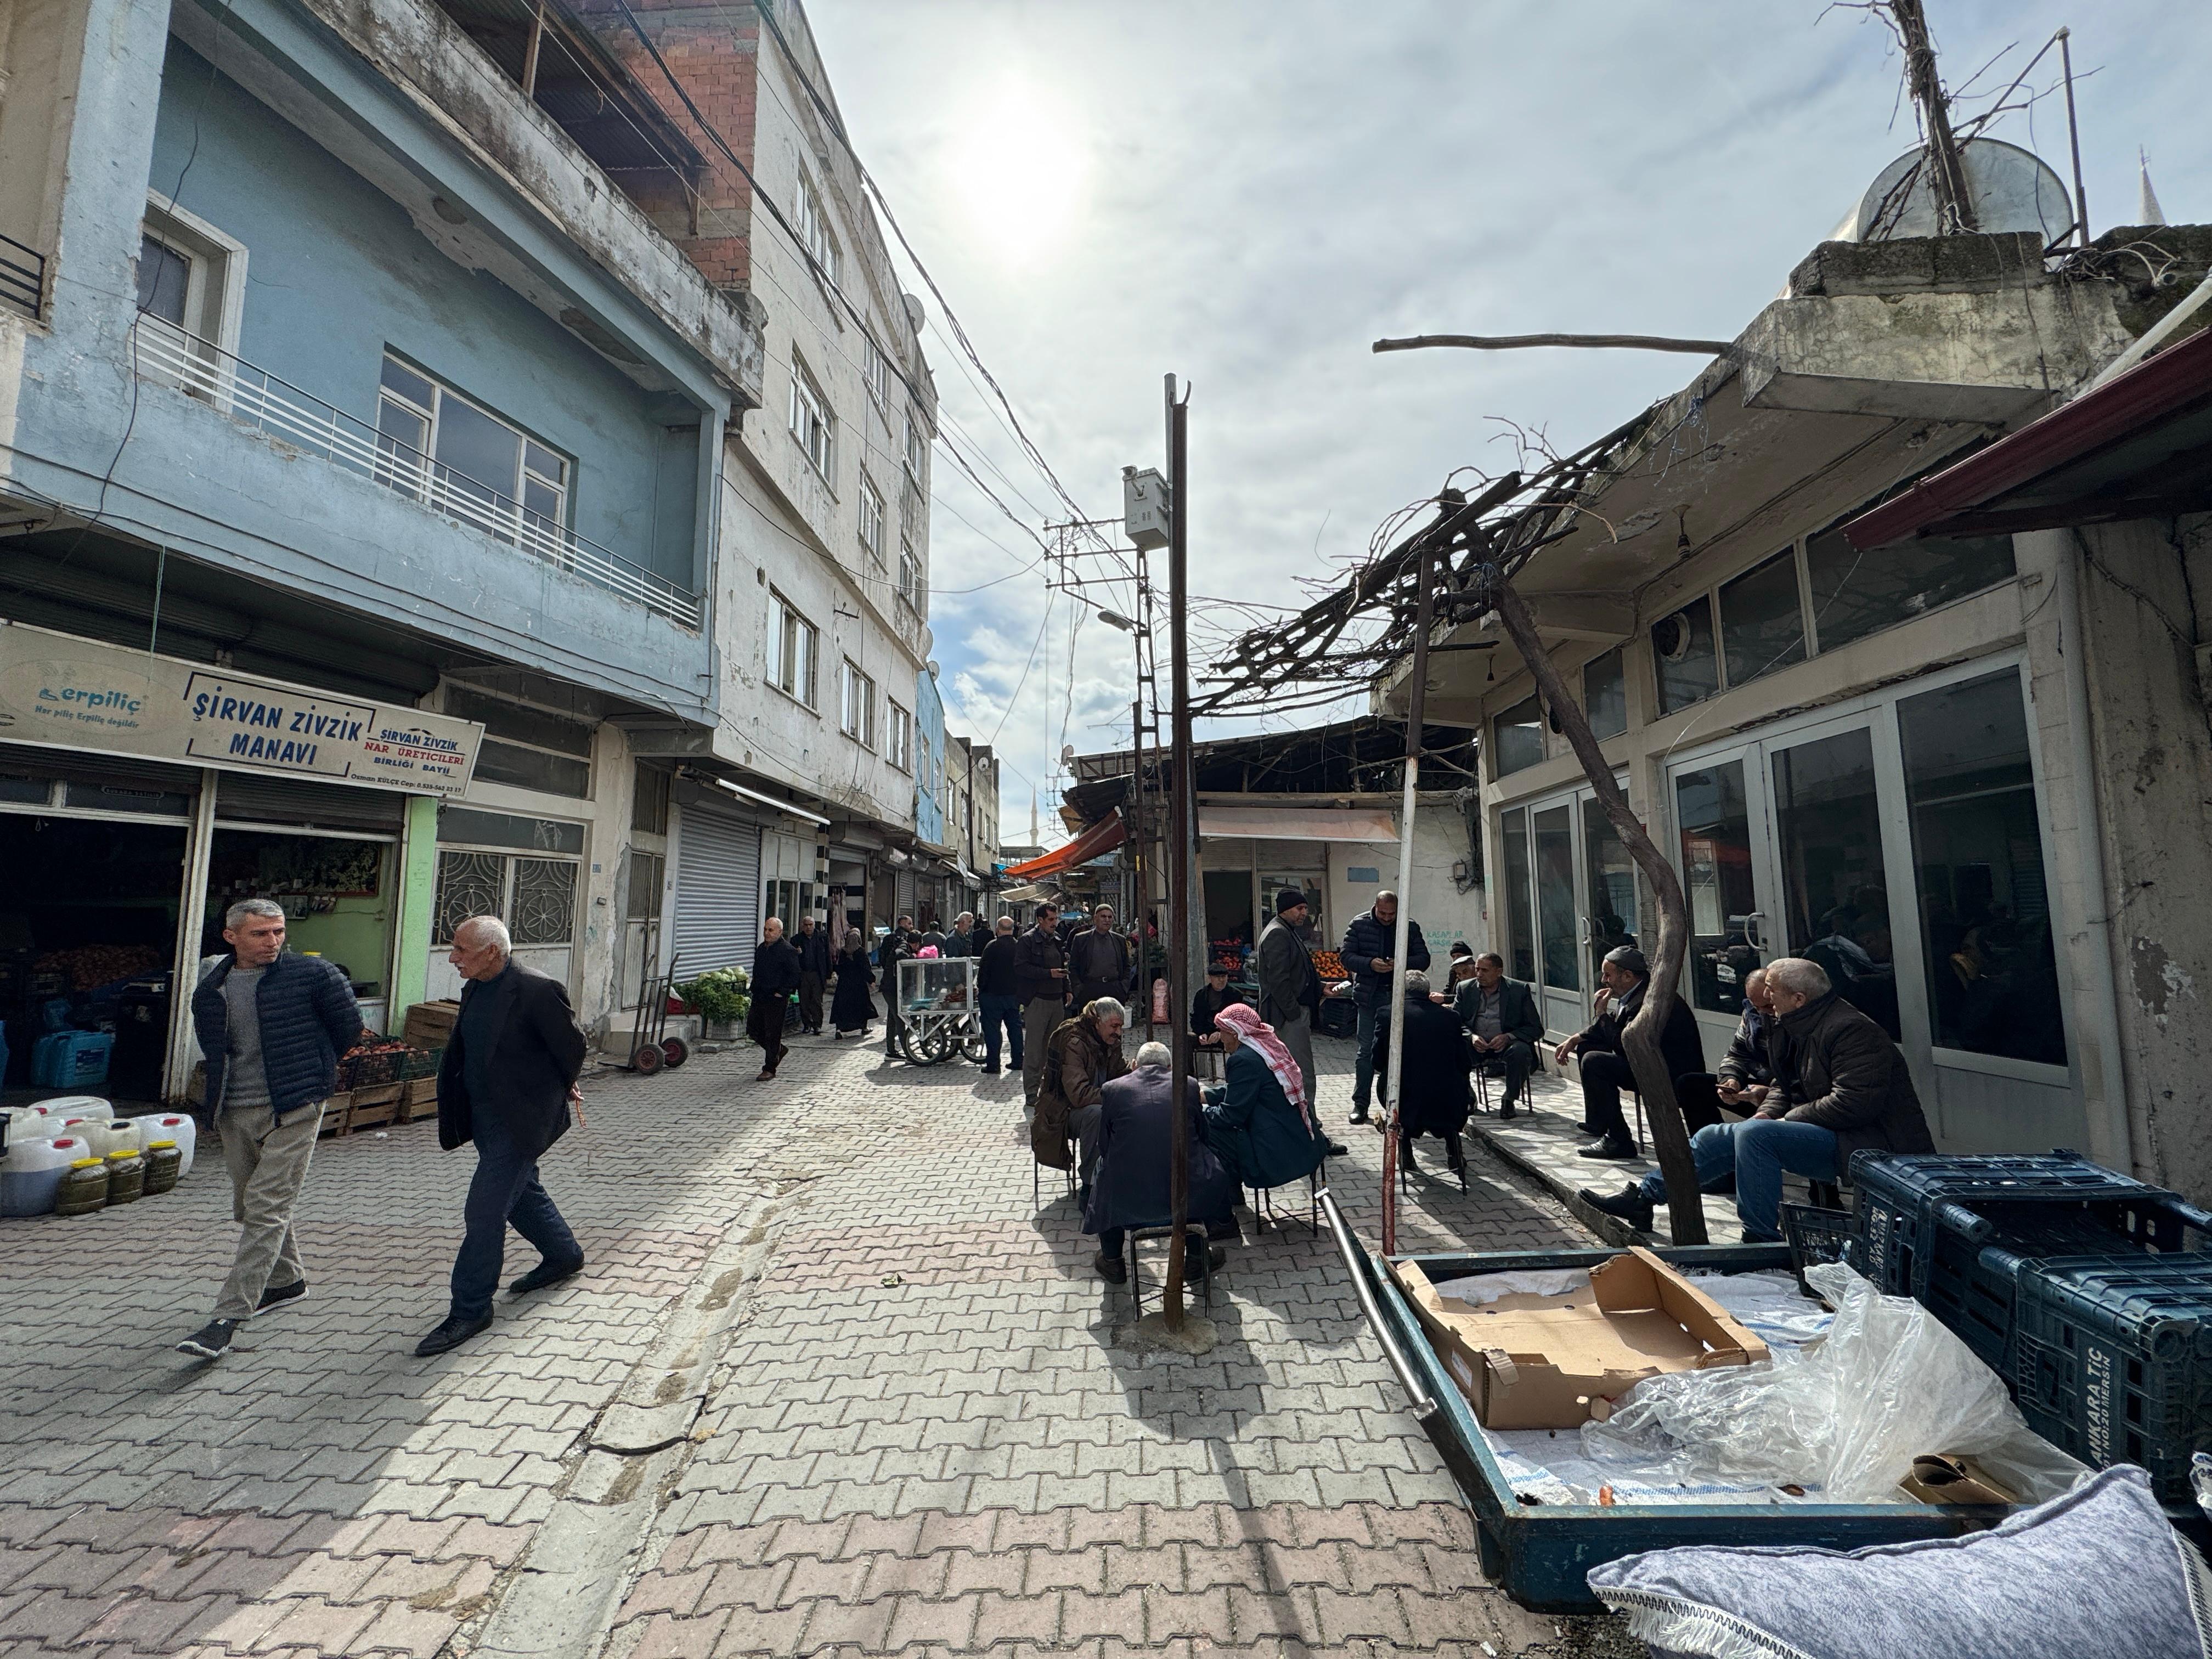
[1,1025,1639,1658]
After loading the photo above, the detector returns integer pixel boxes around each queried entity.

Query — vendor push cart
[1318,1190,2211,1613]
[894,956,987,1066]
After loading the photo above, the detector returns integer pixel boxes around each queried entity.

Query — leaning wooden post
[1484,573,1706,1244]
[1378,540,1435,1256]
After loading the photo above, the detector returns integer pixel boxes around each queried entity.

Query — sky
[805,0,2212,849]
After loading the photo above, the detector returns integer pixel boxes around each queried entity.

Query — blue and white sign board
[0,620,484,795]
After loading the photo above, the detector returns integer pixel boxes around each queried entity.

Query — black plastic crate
[1781,1201,1857,1299]
[1919,1209,2164,1376]
[398,1044,445,1081]
[1848,1149,2208,1300]
[337,1047,404,1089]
[2013,1254,2212,1506]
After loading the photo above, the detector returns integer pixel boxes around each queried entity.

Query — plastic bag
[1579,1261,2086,1504]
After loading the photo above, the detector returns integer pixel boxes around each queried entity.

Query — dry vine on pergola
[1199,414,1712,1243]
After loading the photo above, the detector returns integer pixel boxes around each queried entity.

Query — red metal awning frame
[1001,812,1126,882]
[1843,325,2212,550]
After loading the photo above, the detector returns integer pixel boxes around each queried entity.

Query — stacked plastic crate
[1844,1150,2212,1503]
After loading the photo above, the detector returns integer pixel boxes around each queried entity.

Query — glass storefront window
[1652,595,1719,714]
[1584,806,1638,986]
[1771,727,1899,1037]
[1719,549,1807,687]
[1499,809,1534,984]
[1899,670,2065,1066]
[1583,647,1627,740]
[1806,523,2015,653]
[1533,804,1577,992]
[1674,760,1757,1015]
[1492,695,1545,777]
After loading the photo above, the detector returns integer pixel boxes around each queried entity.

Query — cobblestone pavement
[0,1025,1639,1659]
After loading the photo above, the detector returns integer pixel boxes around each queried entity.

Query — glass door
[1502,779,1638,1038]
[1531,800,1583,1035]
[1670,753,1773,1031]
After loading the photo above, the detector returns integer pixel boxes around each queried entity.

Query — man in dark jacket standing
[793,915,831,1036]
[977,916,1024,1075]
[417,915,588,1357]
[1067,903,1133,1008]
[945,912,980,958]
[1374,972,1472,1177]
[1584,956,1934,1241]
[1255,888,1323,1104]
[1342,892,1429,1125]
[1555,945,1705,1161]
[177,898,363,1360]
[1015,902,1069,1106]
[750,917,802,1079]
[879,924,915,1059]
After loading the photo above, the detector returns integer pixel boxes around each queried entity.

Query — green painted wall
[390,794,439,1025]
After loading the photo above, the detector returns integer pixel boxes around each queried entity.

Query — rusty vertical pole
[1164,374,1192,1328]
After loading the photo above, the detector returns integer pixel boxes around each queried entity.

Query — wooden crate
[397,1077,439,1122]
[402,1000,460,1049]
[337,1083,404,1135]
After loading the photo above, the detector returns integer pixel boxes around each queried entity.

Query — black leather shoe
[509,1256,584,1296]
[1576,1136,1639,1161]
[1325,1139,1350,1158]
[1093,1251,1127,1284]
[413,1313,493,1357]
[1580,1183,1656,1231]
[1348,1108,1371,1125]
[1497,1103,1519,1121]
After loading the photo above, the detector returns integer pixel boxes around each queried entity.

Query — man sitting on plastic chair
[1199,1003,1331,1203]
[1579,956,1936,1242]
[1083,1042,1237,1284]
[1449,952,1543,1119]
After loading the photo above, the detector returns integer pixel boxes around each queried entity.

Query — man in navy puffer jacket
[177,898,362,1360]
[1341,893,1430,1124]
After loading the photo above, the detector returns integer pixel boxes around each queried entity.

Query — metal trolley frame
[894,956,988,1066]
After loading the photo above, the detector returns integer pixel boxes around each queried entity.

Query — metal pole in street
[1378,539,1435,1256]
[1164,373,1193,1328]
[1132,696,1151,1037]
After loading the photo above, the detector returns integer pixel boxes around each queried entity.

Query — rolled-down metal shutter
[895,868,917,917]
[215,772,405,833]
[673,799,760,974]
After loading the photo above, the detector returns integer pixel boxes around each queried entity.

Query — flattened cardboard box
[1390,1248,1769,1429]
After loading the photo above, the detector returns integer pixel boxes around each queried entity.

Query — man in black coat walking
[793,915,832,1035]
[751,917,802,1078]
[419,915,588,1357]
[1554,945,1705,1161]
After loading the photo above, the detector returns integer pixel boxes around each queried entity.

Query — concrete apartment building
[1384,220,2212,1200]
[0,0,952,1101]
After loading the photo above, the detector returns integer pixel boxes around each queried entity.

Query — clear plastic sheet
[1578,1261,2088,1505]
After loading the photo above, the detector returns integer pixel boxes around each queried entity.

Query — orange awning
[1003,814,1126,881]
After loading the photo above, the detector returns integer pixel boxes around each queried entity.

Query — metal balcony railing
[131,319,702,629]
[1,233,45,321]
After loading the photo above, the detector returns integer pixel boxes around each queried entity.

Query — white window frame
[865,337,890,412]
[793,168,842,287]
[887,702,913,772]
[788,354,835,484]
[767,590,820,709]
[374,356,572,545]
[859,473,886,567]
[904,413,928,483]
[898,533,923,611]
[839,659,877,748]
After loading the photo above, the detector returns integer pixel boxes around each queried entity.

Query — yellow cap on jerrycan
[143,1140,183,1195]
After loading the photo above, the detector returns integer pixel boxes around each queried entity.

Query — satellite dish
[1850,138,2073,245]
[926,659,941,679]
[1060,744,1076,764]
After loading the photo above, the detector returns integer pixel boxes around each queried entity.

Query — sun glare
[947,81,1087,263]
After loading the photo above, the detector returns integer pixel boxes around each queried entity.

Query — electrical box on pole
[1122,466,1171,552]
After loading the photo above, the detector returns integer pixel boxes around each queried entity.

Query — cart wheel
[904,1026,951,1066]
[631,1042,664,1075]
[961,1034,988,1065]
[660,1037,690,1070]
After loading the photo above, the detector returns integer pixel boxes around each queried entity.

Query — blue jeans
[979,992,1023,1071]
[451,1120,580,1321]
[1637,1117,1839,1242]
[1353,996,1379,1111]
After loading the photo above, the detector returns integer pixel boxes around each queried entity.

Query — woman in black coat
[1373,971,1473,1176]
[830,928,877,1038]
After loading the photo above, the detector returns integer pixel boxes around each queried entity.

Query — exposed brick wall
[573,0,759,291]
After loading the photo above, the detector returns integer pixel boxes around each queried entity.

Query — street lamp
[1093,608,1135,632]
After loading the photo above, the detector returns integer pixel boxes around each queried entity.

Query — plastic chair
[1121,1224,1215,1314]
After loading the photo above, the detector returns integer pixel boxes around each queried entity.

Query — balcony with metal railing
[1,233,46,321]
[131,319,703,629]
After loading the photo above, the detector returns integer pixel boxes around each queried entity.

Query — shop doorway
[1496,777,1637,1039]
[0,814,188,1109]
[201,830,396,1032]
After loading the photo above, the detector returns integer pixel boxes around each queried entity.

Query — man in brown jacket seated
[1029,997,1130,1204]
[1581,956,1934,1242]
